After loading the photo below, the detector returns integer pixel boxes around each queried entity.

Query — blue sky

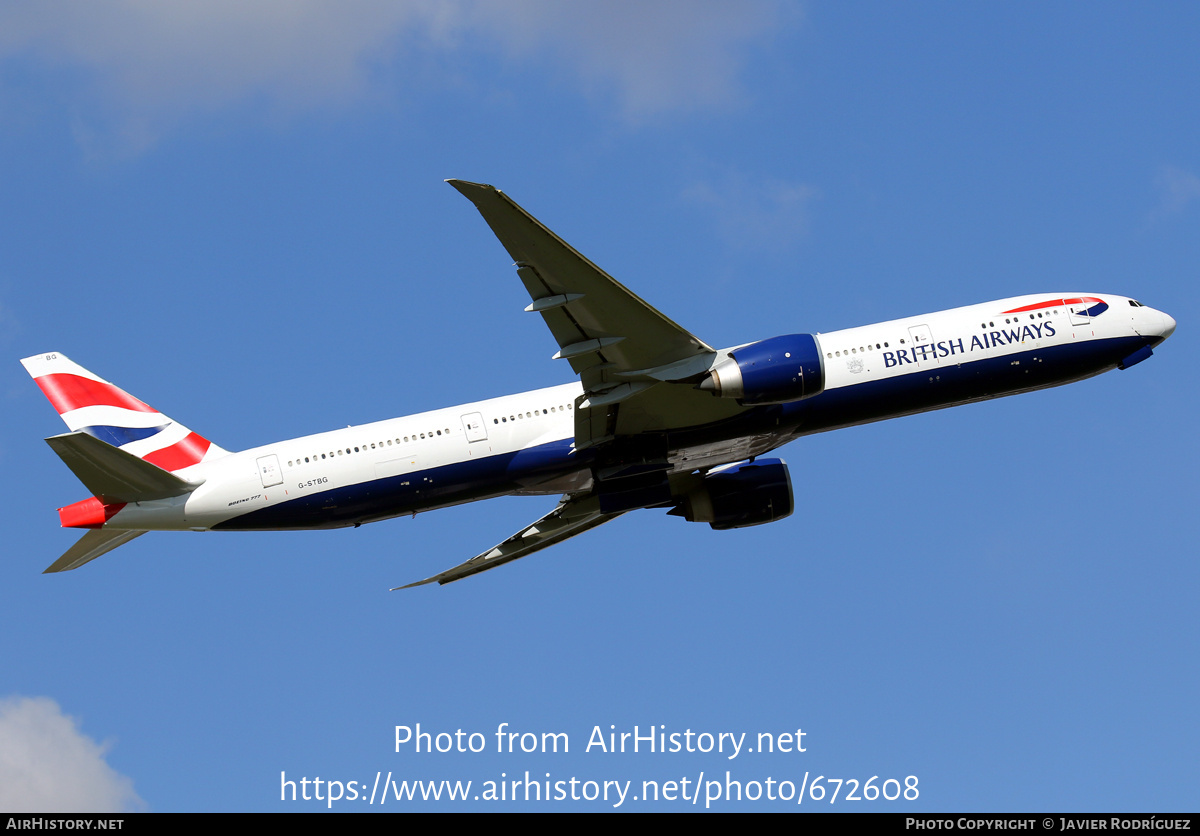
[1,1,1197,812]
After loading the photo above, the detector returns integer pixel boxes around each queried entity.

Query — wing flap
[394,493,625,589]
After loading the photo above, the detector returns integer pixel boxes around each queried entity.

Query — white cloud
[467,0,788,118]
[0,696,144,813]
[683,170,819,251]
[0,0,790,150]
[0,1,426,109]
[1154,165,1200,217]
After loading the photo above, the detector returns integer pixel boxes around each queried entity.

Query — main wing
[448,180,744,446]
[395,493,625,588]
[401,182,750,589]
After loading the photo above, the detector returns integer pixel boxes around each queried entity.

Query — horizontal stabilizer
[45,431,202,504]
[44,529,145,573]
[395,493,624,588]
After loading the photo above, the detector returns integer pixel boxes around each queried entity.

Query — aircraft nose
[1159,311,1177,340]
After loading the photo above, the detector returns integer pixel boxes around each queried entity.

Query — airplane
[21,179,1177,588]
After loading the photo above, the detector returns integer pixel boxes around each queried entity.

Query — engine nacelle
[699,334,825,405]
[669,458,793,530]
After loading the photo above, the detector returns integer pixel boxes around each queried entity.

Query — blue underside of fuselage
[213,436,580,531]
[213,334,1151,531]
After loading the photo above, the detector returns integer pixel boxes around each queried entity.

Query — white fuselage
[100,293,1174,533]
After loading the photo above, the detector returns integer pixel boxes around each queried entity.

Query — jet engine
[669,458,793,530]
[698,334,825,405]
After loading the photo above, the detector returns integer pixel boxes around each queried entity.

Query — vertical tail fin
[21,352,229,473]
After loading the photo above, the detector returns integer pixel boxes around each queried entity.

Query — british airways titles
[882,321,1056,369]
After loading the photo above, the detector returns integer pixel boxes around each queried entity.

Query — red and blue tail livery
[20,180,1178,586]
[21,353,227,473]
